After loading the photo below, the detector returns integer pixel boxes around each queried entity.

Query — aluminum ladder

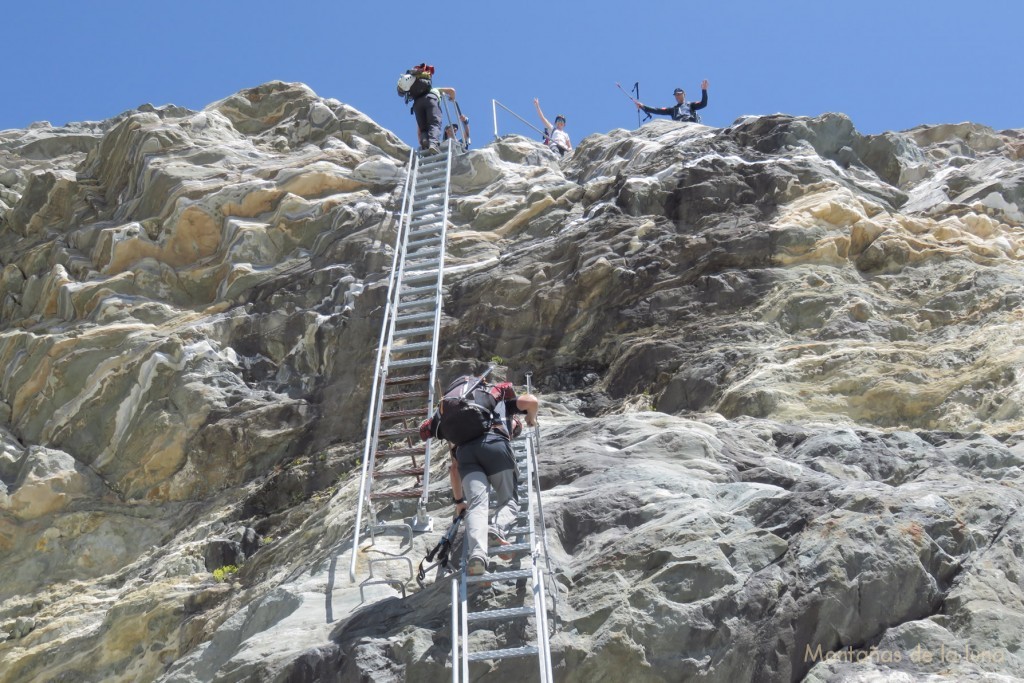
[349,141,456,589]
[451,421,556,682]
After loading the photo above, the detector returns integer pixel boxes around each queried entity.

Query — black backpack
[438,375,499,446]
[397,64,433,101]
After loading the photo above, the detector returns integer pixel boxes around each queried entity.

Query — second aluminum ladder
[349,141,456,589]
[451,421,556,682]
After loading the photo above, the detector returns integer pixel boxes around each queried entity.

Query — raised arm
[533,98,553,130]
[692,80,709,111]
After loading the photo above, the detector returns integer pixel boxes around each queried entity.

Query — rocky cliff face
[1,81,1023,682]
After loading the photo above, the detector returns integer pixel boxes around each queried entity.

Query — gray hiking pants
[457,432,519,565]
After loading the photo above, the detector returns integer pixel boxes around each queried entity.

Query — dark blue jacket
[641,89,708,122]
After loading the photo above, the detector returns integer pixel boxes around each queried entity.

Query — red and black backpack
[438,375,504,445]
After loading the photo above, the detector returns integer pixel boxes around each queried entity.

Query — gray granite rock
[1,82,1023,682]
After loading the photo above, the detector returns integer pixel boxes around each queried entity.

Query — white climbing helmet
[397,73,416,94]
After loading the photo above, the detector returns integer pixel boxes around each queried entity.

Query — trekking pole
[441,96,455,146]
[615,81,639,105]
[630,82,647,125]
[615,82,650,125]
[454,100,469,145]
[630,81,638,127]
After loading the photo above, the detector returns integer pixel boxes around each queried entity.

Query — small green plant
[213,565,239,582]
[262,536,275,545]
[490,355,504,365]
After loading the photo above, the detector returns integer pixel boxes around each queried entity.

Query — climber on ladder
[397,62,457,155]
[419,368,539,577]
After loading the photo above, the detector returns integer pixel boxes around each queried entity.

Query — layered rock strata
[0,81,1022,682]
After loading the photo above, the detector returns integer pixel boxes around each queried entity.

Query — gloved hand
[419,418,432,442]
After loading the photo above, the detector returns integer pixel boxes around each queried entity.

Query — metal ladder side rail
[418,138,456,523]
[525,374,558,630]
[349,156,418,582]
[524,431,554,677]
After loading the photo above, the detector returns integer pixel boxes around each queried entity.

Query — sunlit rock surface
[1,81,1023,682]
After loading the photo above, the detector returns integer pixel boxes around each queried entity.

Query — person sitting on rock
[533,98,571,157]
[419,373,538,577]
[636,80,709,123]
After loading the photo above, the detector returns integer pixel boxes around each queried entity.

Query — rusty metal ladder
[349,141,455,590]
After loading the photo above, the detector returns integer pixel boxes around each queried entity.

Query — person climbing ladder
[419,370,538,577]
[397,63,457,155]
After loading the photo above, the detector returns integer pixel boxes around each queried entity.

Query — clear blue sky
[2,1,1020,147]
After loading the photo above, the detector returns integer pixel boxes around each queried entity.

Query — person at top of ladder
[533,98,571,157]
[397,62,456,155]
[635,79,709,123]
[443,113,471,152]
[419,372,538,577]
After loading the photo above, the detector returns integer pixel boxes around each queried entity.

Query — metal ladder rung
[391,341,433,354]
[394,324,434,338]
[382,390,428,401]
[376,446,426,458]
[380,408,425,419]
[413,195,443,209]
[418,157,449,169]
[369,488,424,501]
[402,268,439,282]
[506,525,531,535]
[488,542,531,556]
[374,467,425,479]
[385,373,429,385]
[389,356,432,368]
[467,646,540,662]
[396,311,435,324]
[409,225,443,238]
[466,606,535,623]
[466,568,533,584]
[418,163,449,174]
[407,246,441,259]
[378,427,420,439]
[411,206,445,219]
[410,212,444,225]
[408,236,442,249]
[399,284,436,297]
[397,297,436,310]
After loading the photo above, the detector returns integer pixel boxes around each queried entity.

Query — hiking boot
[421,143,441,156]
[467,556,487,576]
[489,528,515,561]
